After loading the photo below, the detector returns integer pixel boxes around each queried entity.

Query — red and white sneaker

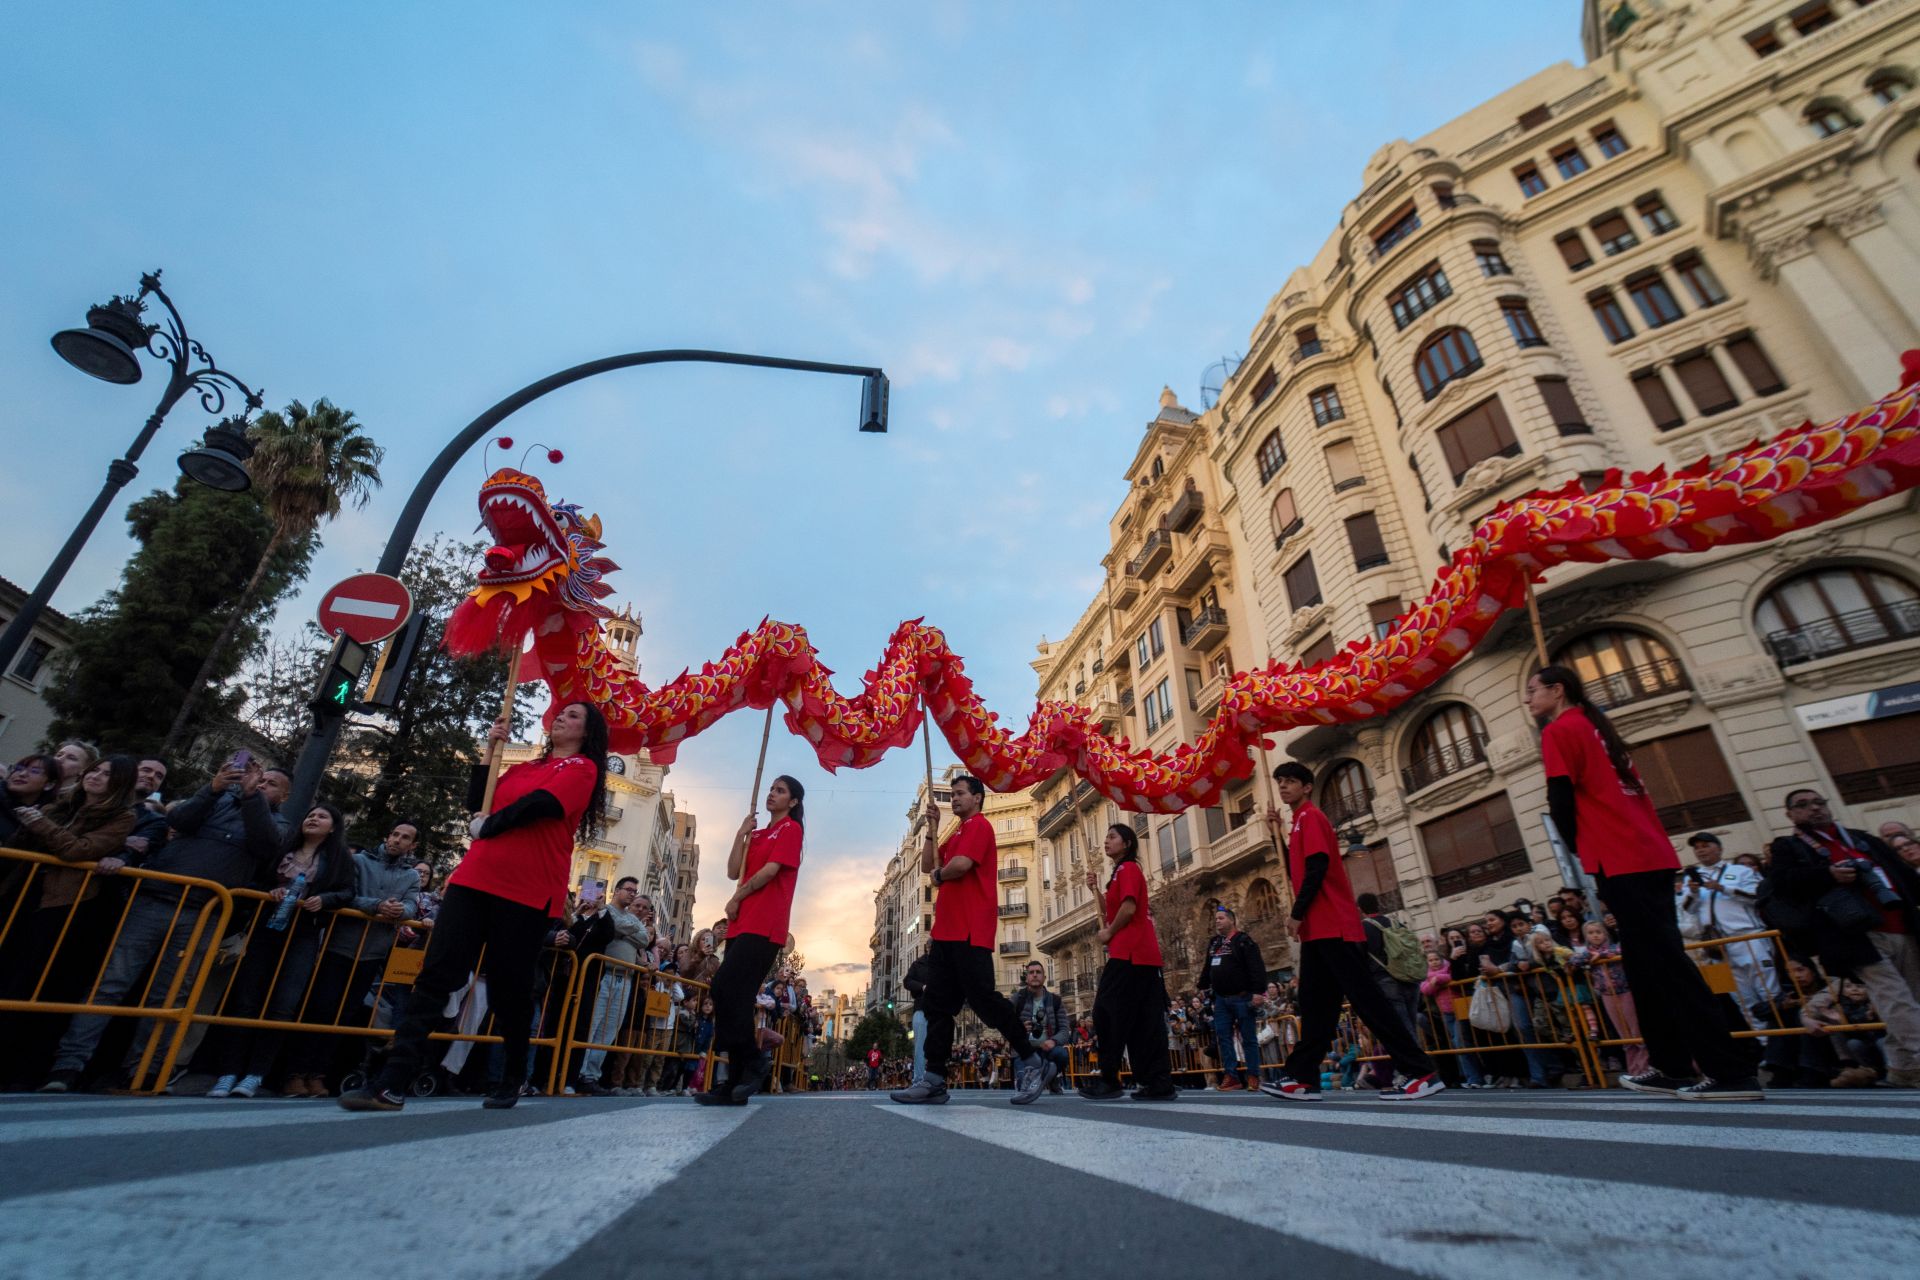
[1380,1073,1446,1101]
[1257,1075,1321,1102]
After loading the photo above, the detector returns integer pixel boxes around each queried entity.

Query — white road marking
[1164,1095,1920,1122]
[886,1106,1920,1280]
[326,595,402,619]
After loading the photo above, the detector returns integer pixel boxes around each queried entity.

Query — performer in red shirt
[890,775,1055,1105]
[1260,761,1443,1102]
[343,701,609,1113]
[1530,664,1759,1101]
[1076,823,1177,1101]
[695,774,806,1105]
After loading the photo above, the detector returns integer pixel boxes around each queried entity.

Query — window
[1673,349,1738,414]
[1515,164,1548,198]
[1419,792,1531,898]
[1593,122,1628,158]
[1284,552,1322,611]
[1501,298,1546,348]
[1369,599,1404,641]
[1812,713,1920,803]
[1726,332,1786,395]
[1148,617,1165,658]
[1344,842,1404,915]
[1372,202,1422,257]
[1300,635,1337,667]
[1135,634,1150,669]
[1389,263,1452,329]
[1790,2,1835,36]
[1435,395,1520,483]
[1555,628,1688,710]
[1756,566,1920,666]
[1551,142,1589,180]
[1591,211,1639,256]
[1325,439,1364,492]
[1626,271,1683,328]
[1635,193,1679,235]
[1745,27,1782,58]
[1870,72,1912,106]
[1323,760,1374,826]
[1536,376,1588,435]
[1673,252,1727,307]
[1171,812,1193,866]
[1473,241,1512,277]
[1414,327,1483,400]
[1431,182,1457,209]
[1406,705,1490,790]
[1632,369,1685,430]
[12,637,53,683]
[1244,878,1282,920]
[1309,385,1345,425]
[1589,290,1635,343]
[1256,430,1287,483]
[1345,511,1389,571]
[1270,488,1301,545]
[1144,676,1173,732]
[1807,102,1857,138]
[1555,232,1594,271]
[1296,326,1323,359]
[1634,728,1752,833]
[1249,366,1278,407]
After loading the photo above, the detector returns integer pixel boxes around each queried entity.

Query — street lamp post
[284,349,888,818]
[0,271,262,677]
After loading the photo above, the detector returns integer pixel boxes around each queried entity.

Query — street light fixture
[49,295,151,385]
[177,416,258,492]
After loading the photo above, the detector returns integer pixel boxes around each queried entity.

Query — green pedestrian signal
[309,636,370,719]
[326,677,352,707]
[886,999,895,1010]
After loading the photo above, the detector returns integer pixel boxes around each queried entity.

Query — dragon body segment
[446,358,1920,813]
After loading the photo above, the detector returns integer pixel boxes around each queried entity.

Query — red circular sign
[316,573,413,645]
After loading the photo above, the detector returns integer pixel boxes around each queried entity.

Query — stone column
[1760,228,1904,404]
[1831,203,1920,338]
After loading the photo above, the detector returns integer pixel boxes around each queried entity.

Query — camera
[1847,858,1903,909]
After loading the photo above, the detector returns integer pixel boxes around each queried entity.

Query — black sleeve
[477,789,565,840]
[1239,933,1266,987]
[1546,776,1579,856]
[1290,852,1329,921]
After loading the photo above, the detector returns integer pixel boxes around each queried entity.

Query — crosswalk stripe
[884,1105,1920,1279]
[0,1103,754,1280]
[0,1098,486,1144]
[1171,1094,1920,1122]
[1124,1100,1920,1162]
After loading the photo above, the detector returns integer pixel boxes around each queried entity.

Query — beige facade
[1195,0,1920,937]
[0,577,73,761]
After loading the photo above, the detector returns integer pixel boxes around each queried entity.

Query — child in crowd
[1572,920,1649,1076]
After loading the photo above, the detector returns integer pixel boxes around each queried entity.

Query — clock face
[607,757,627,775]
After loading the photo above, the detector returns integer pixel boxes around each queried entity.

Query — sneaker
[1047,1076,1065,1095]
[1832,1066,1880,1088]
[573,1076,611,1097]
[1676,1076,1764,1102]
[1130,1085,1180,1101]
[230,1074,263,1099]
[1258,1075,1321,1102]
[1886,1068,1920,1089]
[1381,1073,1446,1101]
[890,1076,951,1105]
[1076,1079,1126,1101]
[206,1075,238,1098]
[338,1086,405,1112]
[642,1087,658,1097]
[1010,1054,1055,1106]
[38,1070,80,1094]
[731,1052,774,1103]
[1216,1074,1244,1092]
[482,1083,522,1110]
[1618,1070,1696,1097]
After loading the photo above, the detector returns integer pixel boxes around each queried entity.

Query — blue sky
[0,1,1582,991]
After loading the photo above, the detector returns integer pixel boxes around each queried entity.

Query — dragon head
[470,468,619,616]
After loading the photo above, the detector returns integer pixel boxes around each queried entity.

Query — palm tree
[163,399,384,754]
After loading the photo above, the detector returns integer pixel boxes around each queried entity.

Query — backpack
[1373,915,1426,984]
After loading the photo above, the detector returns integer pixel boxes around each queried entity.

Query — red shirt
[732,816,804,945]
[1540,707,1678,876]
[932,813,997,947]
[449,755,598,916]
[1103,859,1162,966]
[867,1047,881,1068]
[1809,826,1906,935]
[1287,801,1365,943]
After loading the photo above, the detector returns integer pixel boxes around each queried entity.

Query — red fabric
[732,816,804,945]
[1812,827,1906,934]
[449,755,597,916]
[1104,859,1162,966]
[1287,802,1364,942]
[1541,707,1678,876]
[932,813,997,946]
[867,1046,881,1067]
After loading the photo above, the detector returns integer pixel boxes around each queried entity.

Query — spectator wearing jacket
[1475,910,1556,1088]
[120,757,171,867]
[576,876,648,1093]
[1764,789,1920,1088]
[1010,960,1071,1091]
[1680,832,1778,1022]
[1198,907,1267,1090]
[42,758,283,1092]
[1422,936,1484,1087]
[1803,976,1884,1086]
[1358,894,1421,1039]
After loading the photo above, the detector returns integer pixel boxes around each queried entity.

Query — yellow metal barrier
[554,950,715,1095]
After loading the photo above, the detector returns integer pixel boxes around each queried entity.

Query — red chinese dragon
[447,354,1920,814]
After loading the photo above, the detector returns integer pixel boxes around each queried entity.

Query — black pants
[1283,937,1435,1081]
[288,950,382,1076]
[375,884,551,1093]
[922,939,1035,1080]
[1092,959,1173,1090]
[1595,867,1748,1082]
[709,930,779,1073]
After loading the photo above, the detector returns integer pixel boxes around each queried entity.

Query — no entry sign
[316,573,413,645]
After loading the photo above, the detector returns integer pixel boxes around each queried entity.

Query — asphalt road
[2,1087,1916,1279]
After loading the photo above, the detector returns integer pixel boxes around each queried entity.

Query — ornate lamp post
[0,271,263,675]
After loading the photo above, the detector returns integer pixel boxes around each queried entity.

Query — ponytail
[1535,665,1640,794]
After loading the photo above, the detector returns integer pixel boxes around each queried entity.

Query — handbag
[1468,979,1512,1034]
[1815,884,1880,934]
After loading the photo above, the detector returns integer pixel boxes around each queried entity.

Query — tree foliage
[846,1007,910,1061]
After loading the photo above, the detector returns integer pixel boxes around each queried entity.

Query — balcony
[1190,672,1225,716]
[1195,820,1270,877]
[1584,657,1691,710]
[1167,483,1204,533]
[1171,528,1229,597]
[1433,848,1532,898]
[999,941,1032,956]
[1182,606,1229,651]
[1764,601,1920,667]
[1057,977,1076,997]
[1112,573,1140,609]
[1119,687,1135,714]
[999,901,1029,918]
[1074,679,1087,697]
[1037,793,1076,836]
[1401,734,1490,793]
[1091,657,1105,675]
[1324,788,1374,828]
[1288,338,1326,363]
[1134,529,1173,579]
[998,866,1028,883]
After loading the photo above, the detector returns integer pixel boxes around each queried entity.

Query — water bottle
[268,872,307,931]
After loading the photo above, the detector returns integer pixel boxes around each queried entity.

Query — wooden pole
[479,645,520,814]
[1522,572,1550,670]
[747,701,775,827]
[921,709,937,843]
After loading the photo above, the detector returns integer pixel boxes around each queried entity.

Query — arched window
[1554,629,1688,709]
[1415,327,1483,400]
[1244,878,1280,922]
[1151,456,1164,480]
[1805,100,1859,138]
[1257,430,1287,483]
[1756,567,1920,666]
[1869,71,1912,106]
[1403,705,1490,791]
[1322,760,1374,827]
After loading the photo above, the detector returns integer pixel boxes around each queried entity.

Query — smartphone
[579,878,605,906]
[225,749,252,773]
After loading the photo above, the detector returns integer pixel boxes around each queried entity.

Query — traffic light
[310,635,370,718]
[361,612,428,710]
[885,999,895,1011]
